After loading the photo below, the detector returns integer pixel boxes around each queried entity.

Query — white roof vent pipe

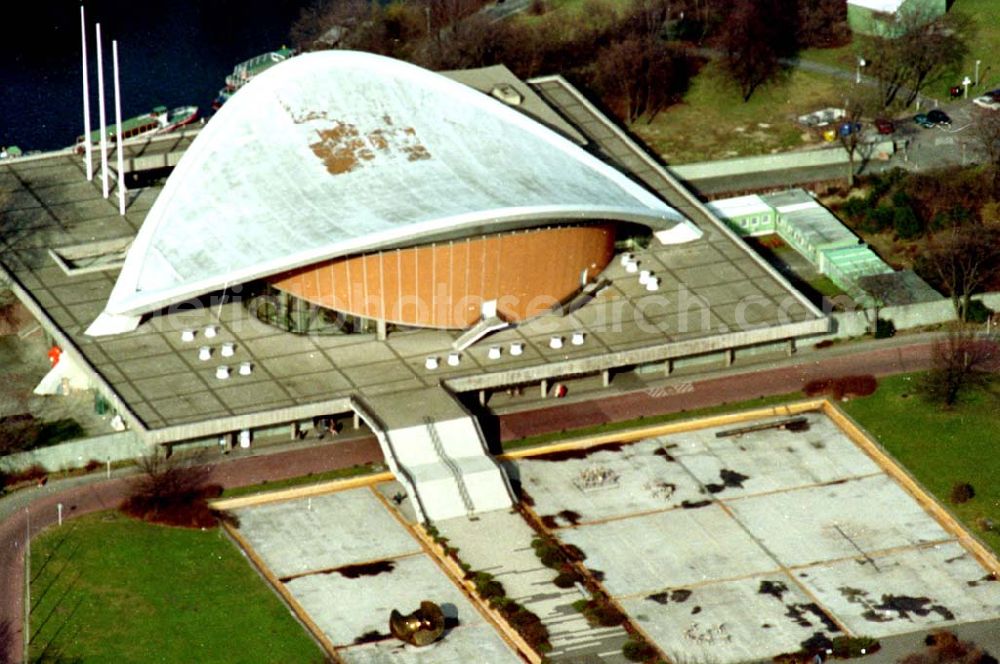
[490,84,523,107]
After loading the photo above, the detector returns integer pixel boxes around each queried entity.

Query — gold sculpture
[389,600,446,646]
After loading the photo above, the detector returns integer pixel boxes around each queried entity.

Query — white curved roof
[90,51,696,334]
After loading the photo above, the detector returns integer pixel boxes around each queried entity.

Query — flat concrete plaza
[231,487,521,663]
[516,411,1000,663]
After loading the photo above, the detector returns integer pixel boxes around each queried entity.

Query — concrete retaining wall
[0,430,151,474]
[812,292,1000,342]
[672,141,895,181]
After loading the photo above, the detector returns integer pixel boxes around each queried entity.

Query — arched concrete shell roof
[96,51,694,325]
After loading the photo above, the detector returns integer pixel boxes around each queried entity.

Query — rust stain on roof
[305,115,431,176]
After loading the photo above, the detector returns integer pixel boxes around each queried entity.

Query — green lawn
[842,373,1000,554]
[953,0,1000,91]
[631,60,843,164]
[29,513,325,664]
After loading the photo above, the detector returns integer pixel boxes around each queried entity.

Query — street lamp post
[975,60,981,87]
[963,76,972,99]
[856,57,866,85]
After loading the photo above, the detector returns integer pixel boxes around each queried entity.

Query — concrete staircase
[351,388,514,522]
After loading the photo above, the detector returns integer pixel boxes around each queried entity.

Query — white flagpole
[80,6,93,180]
[113,40,126,216]
[96,23,109,199]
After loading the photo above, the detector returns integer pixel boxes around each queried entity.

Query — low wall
[811,292,1000,342]
[0,430,151,474]
[672,141,895,181]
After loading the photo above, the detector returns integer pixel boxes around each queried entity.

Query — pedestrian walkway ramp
[350,387,514,522]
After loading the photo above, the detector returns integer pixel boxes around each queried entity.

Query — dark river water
[0,0,310,152]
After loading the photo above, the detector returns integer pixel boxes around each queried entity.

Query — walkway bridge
[350,387,515,522]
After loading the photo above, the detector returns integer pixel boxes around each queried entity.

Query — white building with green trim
[846,0,947,37]
[710,189,895,299]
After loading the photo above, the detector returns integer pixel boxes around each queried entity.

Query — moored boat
[213,46,295,109]
[74,105,198,152]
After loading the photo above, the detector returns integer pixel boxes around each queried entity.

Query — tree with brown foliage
[918,223,1000,321]
[718,0,798,102]
[919,324,998,408]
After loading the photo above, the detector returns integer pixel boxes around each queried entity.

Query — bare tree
[0,618,13,664]
[920,324,998,407]
[837,92,879,188]
[718,0,797,102]
[861,8,970,108]
[120,451,225,528]
[796,0,850,48]
[971,108,1000,193]
[918,223,1000,321]
[591,37,689,124]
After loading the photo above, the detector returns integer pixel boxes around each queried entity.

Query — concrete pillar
[787,338,797,356]
[353,412,361,429]
[290,421,300,440]
[664,358,674,376]
[479,389,487,406]
[602,369,611,388]
[725,348,735,367]
[540,378,549,398]
[376,319,387,341]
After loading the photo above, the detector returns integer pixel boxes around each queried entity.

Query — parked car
[927,109,951,125]
[838,121,862,137]
[913,113,935,128]
[973,90,1000,110]
[874,118,895,135]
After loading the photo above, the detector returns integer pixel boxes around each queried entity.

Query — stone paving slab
[559,504,779,596]
[234,488,419,579]
[437,510,631,663]
[727,475,952,568]
[516,438,704,524]
[671,413,884,496]
[285,554,500,650]
[338,623,521,664]
[796,541,1000,638]
[621,574,832,664]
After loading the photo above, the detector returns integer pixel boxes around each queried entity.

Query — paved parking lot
[516,411,1000,663]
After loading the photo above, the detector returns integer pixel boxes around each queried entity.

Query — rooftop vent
[490,84,523,107]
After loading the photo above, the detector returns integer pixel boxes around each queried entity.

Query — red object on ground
[47,345,62,367]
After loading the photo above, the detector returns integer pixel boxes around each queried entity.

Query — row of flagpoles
[80,5,126,216]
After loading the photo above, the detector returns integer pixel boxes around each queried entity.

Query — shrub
[553,570,582,588]
[950,482,975,505]
[893,204,923,239]
[874,318,896,339]
[623,636,658,661]
[832,635,880,658]
[964,300,993,324]
[975,517,996,533]
[575,597,626,627]
[84,459,103,472]
[804,375,877,400]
